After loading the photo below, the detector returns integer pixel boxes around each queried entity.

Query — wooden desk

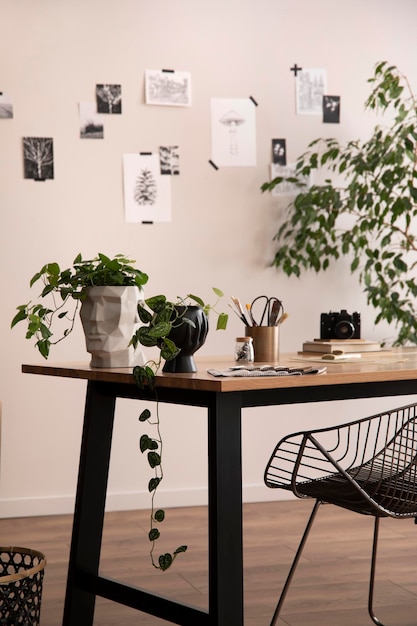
[22,352,417,626]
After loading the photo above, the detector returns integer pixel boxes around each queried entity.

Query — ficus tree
[262,61,417,346]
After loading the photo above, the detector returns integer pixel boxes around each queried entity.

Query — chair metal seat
[264,402,417,626]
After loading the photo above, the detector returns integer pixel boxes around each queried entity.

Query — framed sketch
[123,153,172,223]
[23,137,54,180]
[145,70,191,107]
[296,68,327,115]
[210,98,257,167]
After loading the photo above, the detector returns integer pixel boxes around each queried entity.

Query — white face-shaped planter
[80,285,146,368]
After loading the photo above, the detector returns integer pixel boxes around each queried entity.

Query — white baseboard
[0,484,292,519]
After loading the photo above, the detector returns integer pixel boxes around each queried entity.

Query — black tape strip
[162,69,174,73]
[139,152,152,155]
[249,96,258,106]
[142,221,154,224]
[208,160,219,170]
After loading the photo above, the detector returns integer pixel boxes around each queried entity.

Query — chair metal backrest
[264,402,417,518]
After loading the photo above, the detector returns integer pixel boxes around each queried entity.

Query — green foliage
[137,398,188,571]
[262,62,417,346]
[132,288,228,571]
[11,253,148,357]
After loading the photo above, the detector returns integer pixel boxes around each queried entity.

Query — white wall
[1,0,417,518]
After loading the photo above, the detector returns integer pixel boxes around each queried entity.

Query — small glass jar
[234,337,254,363]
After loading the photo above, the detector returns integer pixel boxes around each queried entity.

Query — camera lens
[334,320,355,339]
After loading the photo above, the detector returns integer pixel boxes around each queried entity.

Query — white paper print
[145,70,191,106]
[0,94,13,118]
[79,103,104,139]
[296,68,327,115]
[123,153,172,223]
[211,98,257,167]
[270,164,310,196]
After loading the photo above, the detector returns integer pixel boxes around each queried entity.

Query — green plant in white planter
[261,61,417,346]
[11,253,149,361]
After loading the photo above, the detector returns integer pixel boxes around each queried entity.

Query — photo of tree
[23,137,54,180]
[96,84,122,114]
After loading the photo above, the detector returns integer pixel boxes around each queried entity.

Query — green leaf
[148,477,161,493]
[11,308,28,328]
[149,528,160,541]
[154,509,165,522]
[148,451,161,468]
[216,312,228,330]
[140,434,158,453]
[139,409,151,422]
[158,553,173,571]
[173,545,188,555]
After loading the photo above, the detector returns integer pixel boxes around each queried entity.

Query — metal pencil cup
[245,326,280,362]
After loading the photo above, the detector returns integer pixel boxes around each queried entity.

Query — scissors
[249,296,283,326]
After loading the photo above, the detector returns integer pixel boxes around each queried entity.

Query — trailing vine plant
[261,62,417,345]
[131,290,228,570]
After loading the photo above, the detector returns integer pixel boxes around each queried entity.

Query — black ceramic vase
[162,305,209,373]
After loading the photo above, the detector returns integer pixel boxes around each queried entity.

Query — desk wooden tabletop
[22,350,417,393]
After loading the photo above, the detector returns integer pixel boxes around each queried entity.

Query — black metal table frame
[62,377,417,626]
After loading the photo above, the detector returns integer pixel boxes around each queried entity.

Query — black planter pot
[162,306,209,373]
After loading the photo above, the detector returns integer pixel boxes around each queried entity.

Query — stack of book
[301,339,382,354]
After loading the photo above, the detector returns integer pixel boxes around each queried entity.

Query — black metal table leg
[63,381,116,626]
[208,392,244,626]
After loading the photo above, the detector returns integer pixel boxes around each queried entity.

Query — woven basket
[0,547,46,625]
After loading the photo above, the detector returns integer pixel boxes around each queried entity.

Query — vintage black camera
[320,309,361,340]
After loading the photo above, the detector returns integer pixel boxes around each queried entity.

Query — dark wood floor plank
[0,500,417,625]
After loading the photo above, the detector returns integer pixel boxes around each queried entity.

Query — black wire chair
[264,402,417,626]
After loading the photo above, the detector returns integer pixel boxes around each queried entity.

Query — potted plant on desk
[11,253,149,366]
[12,257,229,571]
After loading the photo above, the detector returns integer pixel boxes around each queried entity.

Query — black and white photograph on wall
[123,153,172,223]
[296,68,327,115]
[159,146,180,175]
[0,93,13,118]
[79,102,104,138]
[272,139,286,165]
[23,137,54,180]
[145,69,191,106]
[323,95,340,123]
[96,84,122,114]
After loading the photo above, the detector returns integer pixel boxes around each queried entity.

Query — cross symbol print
[290,64,303,76]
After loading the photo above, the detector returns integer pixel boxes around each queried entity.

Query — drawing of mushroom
[219,109,246,156]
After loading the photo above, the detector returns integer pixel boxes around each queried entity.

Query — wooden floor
[1,499,417,625]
